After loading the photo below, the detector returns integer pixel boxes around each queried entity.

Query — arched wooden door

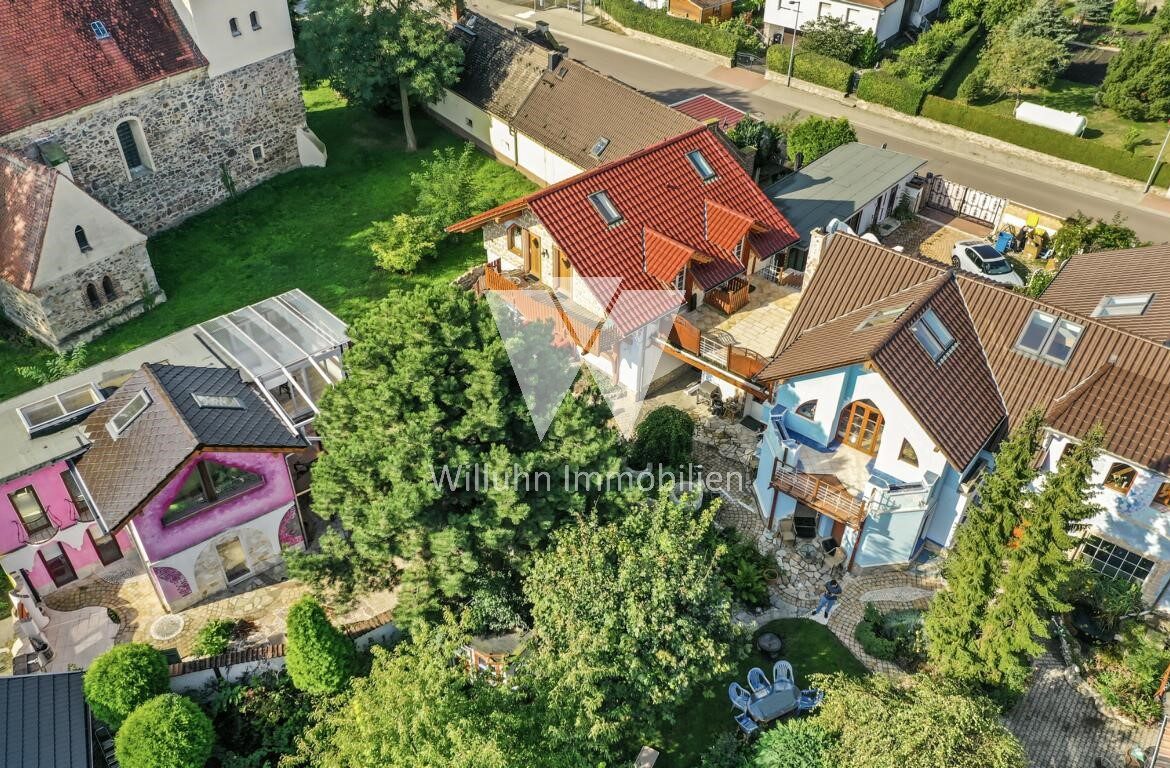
[836,400,884,455]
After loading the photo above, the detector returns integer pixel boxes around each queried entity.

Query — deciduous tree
[524,491,743,755]
[797,16,871,65]
[787,116,857,165]
[299,0,463,151]
[979,29,1071,104]
[924,409,1044,685]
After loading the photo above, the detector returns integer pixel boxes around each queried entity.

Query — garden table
[748,681,798,723]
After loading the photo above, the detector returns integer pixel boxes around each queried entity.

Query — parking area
[878,212,994,266]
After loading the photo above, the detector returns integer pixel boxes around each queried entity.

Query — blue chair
[735,712,760,736]
[747,667,770,698]
[728,681,751,712]
[796,688,824,714]
[772,660,794,685]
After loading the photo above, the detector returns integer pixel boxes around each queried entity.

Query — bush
[628,405,695,469]
[788,115,857,164]
[797,16,871,66]
[920,96,1170,187]
[285,596,357,694]
[410,144,495,233]
[751,719,834,767]
[888,19,975,91]
[1110,0,1142,23]
[853,603,925,667]
[775,49,855,93]
[719,529,774,609]
[1086,625,1170,724]
[202,670,315,767]
[369,214,439,273]
[115,694,215,768]
[600,0,741,58]
[856,70,927,114]
[700,731,749,768]
[1157,1,1170,32]
[1048,211,1141,257]
[191,618,237,658]
[84,643,170,729]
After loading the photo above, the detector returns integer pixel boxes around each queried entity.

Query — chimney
[803,228,827,285]
[451,0,464,23]
[548,49,562,71]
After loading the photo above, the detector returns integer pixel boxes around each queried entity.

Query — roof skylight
[590,137,611,159]
[1015,310,1082,365]
[589,191,622,226]
[17,384,105,435]
[856,304,908,331]
[1092,293,1154,318]
[687,150,717,181]
[107,391,152,437]
[192,393,244,409]
[911,308,956,363]
[91,21,111,40]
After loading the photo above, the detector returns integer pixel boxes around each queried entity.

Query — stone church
[0,0,327,350]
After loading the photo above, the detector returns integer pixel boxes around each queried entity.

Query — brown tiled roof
[448,13,551,120]
[0,0,206,135]
[759,234,1170,472]
[1041,244,1170,343]
[76,364,305,530]
[0,150,55,291]
[510,59,700,171]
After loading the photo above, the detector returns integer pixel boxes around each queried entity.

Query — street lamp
[1144,119,1170,195]
[785,0,802,87]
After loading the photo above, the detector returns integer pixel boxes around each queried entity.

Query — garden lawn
[0,87,535,400]
[653,618,867,767]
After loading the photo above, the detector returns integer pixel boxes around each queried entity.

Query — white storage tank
[1014,102,1087,136]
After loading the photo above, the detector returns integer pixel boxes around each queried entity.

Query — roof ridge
[870,272,952,359]
[143,363,199,445]
[1045,361,1115,422]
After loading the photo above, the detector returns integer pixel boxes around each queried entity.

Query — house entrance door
[40,544,77,588]
[837,401,884,455]
[90,531,123,566]
[216,538,251,583]
[527,233,542,280]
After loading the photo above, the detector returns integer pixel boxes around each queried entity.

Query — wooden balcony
[667,316,769,380]
[704,276,750,315]
[771,465,867,529]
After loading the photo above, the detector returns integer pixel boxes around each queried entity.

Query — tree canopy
[285,596,358,694]
[524,491,743,755]
[1100,37,1170,121]
[787,116,857,166]
[115,694,216,768]
[83,643,171,730]
[286,285,622,625]
[798,16,879,67]
[978,29,1071,103]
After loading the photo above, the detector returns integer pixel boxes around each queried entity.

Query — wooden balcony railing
[705,276,750,315]
[772,465,867,529]
[668,316,768,380]
[481,260,615,353]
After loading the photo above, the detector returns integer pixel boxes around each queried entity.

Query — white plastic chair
[772,660,794,685]
[728,681,751,712]
[747,667,770,698]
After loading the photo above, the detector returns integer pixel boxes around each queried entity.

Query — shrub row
[928,24,982,95]
[856,69,927,114]
[599,0,739,58]
[766,47,856,93]
[920,96,1170,188]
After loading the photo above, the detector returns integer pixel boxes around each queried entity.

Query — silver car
[951,240,1024,288]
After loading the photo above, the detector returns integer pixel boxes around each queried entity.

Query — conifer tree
[924,409,1044,683]
[977,426,1104,693]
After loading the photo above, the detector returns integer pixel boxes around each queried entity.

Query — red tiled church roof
[0,150,56,291]
[450,127,799,333]
[0,0,206,135]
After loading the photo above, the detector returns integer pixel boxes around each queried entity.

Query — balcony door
[526,233,542,281]
[39,543,77,588]
[836,400,884,456]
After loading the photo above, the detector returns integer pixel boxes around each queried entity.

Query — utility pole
[1144,120,1170,195]
[785,0,801,87]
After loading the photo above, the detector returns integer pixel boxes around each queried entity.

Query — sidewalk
[471,0,1170,234]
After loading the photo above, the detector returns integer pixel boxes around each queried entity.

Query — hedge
[856,70,927,115]
[929,24,982,95]
[599,0,739,58]
[764,48,856,93]
[920,96,1170,188]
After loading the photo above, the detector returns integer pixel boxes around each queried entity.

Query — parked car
[951,240,1024,287]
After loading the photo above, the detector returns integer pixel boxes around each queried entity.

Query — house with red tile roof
[670,95,749,132]
[0,0,326,236]
[751,231,1170,607]
[0,149,163,350]
[449,125,799,400]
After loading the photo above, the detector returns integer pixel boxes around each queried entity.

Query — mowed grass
[652,618,867,767]
[0,87,535,400]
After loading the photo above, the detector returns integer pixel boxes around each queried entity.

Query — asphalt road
[482,9,1170,241]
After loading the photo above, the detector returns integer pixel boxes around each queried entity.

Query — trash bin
[995,231,1013,254]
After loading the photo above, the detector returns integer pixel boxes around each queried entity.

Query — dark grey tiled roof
[449,13,551,120]
[0,671,91,768]
[76,363,305,529]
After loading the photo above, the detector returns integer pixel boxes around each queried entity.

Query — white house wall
[169,0,295,78]
[430,91,495,150]
[515,131,583,185]
[764,0,905,42]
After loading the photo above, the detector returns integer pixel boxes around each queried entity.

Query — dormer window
[589,191,622,226]
[74,226,92,253]
[687,150,717,181]
[1015,310,1082,365]
[91,21,111,40]
[229,17,242,36]
[107,390,151,437]
[590,137,610,159]
[249,11,261,30]
[911,308,956,363]
[1092,293,1153,318]
[1103,462,1137,494]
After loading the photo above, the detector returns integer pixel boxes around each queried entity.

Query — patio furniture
[735,712,760,736]
[797,540,822,564]
[747,667,771,698]
[747,682,799,723]
[757,632,783,659]
[796,688,824,714]
[778,518,797,546]
[728,682,752,712]
[824,547,846,577]
[772,660,794,685]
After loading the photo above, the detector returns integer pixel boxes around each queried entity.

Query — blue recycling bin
[995,231,1014,254]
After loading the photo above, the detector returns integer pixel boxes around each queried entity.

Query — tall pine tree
[978,426,1104,693]
[924,409,1045,683]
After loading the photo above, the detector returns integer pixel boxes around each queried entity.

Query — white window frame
[589,191,622,225]
[911,308,957,364]
[1092,293,1154,318]
[1014,310,1082,366]
[107,390,152,437]
[687,150,717,181]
